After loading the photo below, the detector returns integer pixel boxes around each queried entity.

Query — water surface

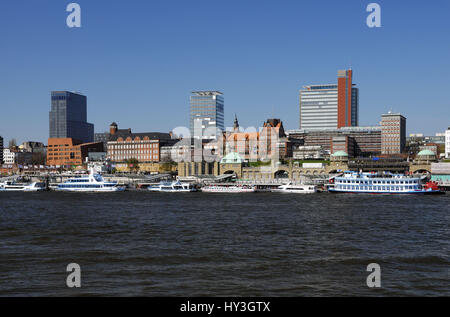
[0,191,448,296]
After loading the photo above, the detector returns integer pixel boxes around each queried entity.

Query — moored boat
[56,170,125,192]
[271,182,317,194]
[148,181,197,192]
[329,171,444,195]
[201,184,256,193]
[0,181,46,192]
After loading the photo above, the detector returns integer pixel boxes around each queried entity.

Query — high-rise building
[381,112,406,155]
[299,69,358,130]
[49,91,94,143]
[445,127,450,159]
[0,136,3,164]
[190,91,224,139]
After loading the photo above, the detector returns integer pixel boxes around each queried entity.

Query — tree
[125,158,140,173]
[159,156,176,173]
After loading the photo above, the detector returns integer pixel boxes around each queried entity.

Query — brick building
[106,122,175,163]
[381,112,406,155]
[47,138,104,166]
[218,117,290,161]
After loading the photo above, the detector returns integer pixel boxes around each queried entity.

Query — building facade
[218,118,289,162]
[190,91,224,139]
[381,112,406,155]
[3,148,15,164]
[19,141,46,153]
[299,69,358,130]
[288,126,381,158]
[446,127,450,159]
[107,122,175,163]
[292,146,325,160]
[94,132,110,150]
[407,134,445,145]
[49,91,94,143]
[47,138,104,166]
[331,136,356,157]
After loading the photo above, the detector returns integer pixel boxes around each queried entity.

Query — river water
[0,191,448,296]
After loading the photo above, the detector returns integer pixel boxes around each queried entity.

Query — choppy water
[0,191,448,296]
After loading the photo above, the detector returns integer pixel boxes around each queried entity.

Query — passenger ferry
[0,181,46,192]
[201,184,256,193]
[329,171,443,195]
[272,183,317,194]
[148,181,197,192]
[56,171,125,192]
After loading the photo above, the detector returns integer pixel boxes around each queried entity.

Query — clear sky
[1,0,449,145]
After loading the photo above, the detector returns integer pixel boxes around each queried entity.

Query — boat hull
[271,189,316,194]
[201,188,255,193]
[0,183,46,192]
[148,188,197,192]
[55,187,125,192]
[0,188,45,192]
[328,189,443,195]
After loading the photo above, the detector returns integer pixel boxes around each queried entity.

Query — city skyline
[1,0,450,144]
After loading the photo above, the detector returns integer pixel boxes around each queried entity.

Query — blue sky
[1,0,449,144]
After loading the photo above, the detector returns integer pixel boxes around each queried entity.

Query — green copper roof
[417,149,435,156]
[331,151,348,157]
[220,152,243,164]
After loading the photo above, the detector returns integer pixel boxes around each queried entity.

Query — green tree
[126,158,140,173]
[159,156,176,173]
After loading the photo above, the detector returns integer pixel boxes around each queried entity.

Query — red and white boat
[329,171,444,195]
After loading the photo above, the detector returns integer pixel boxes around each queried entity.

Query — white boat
[148,181,197,192]
[272,182,317,194]
[329,171,443,195]
[0,181,46,192]
[56,171,125,192]
[201,184,256,193]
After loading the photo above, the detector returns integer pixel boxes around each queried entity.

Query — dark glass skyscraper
[189,91,224,139]
[49,91,94,143]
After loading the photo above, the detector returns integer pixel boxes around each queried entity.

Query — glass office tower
[49,91,94,143]
[190,91,224,139]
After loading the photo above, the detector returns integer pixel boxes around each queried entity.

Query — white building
[445,127,450,159]
[3,148,16,164]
